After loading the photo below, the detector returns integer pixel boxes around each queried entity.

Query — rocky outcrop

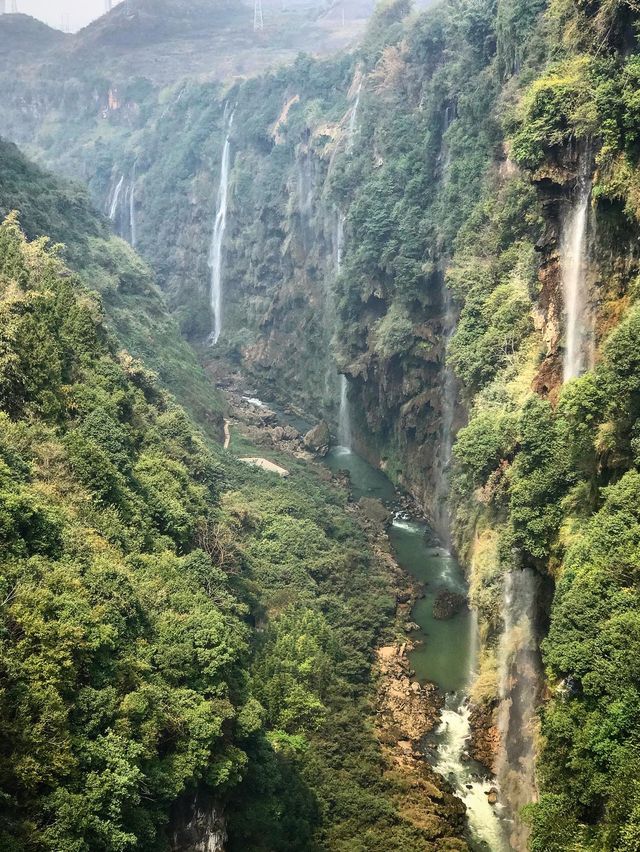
[357,496,392,531]
[469,701,500,772]
[376,644,441,740]
[303,419,331,456]
[375,643,468,848]
[169,793,227,852]
[433,590,468,621]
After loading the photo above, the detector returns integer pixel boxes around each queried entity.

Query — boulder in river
[357,496,391,530]
[303,420,331,456]
[432,590,468,620]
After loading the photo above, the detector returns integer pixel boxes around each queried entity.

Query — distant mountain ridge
[0,0,377,85]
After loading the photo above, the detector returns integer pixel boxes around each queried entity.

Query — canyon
[2,0,640,850]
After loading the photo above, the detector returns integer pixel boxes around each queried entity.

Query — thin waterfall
[108,175,124,221]
[496,569,541,851]
[331,80,362,444]
[335,211,345,269]
[337,374,352,449]
[128,173,137,248]
[298,150,314,219]
[208,110,235,346]
[561,156,593,382]
[347,81,362,150]
[434,282,457,545]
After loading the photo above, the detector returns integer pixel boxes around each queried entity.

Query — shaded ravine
[324,446,508,851]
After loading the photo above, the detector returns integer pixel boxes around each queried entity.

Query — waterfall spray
[335,212,345,269]
[561,156,593,382]
[208,111,235,346]
[496,569,541,851]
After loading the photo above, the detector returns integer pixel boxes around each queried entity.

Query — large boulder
[357,496,392,530]
[303,419,331,456]
[432,590,468,621]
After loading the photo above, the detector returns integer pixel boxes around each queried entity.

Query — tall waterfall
[496,569,541,851]
[337,374,352,449]
[335,212,345,269]
[331,81,363,445]
[208,111,234,346]
[347,82,362,150]
[561,161,593,382]
[108,175,124,221]
[128,174,137,248]
[434,283,457,544]
[107,172,137,246]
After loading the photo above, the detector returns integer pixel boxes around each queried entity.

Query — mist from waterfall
[496,569,541,851]
[208,110,234,346]
[335,211,345,269]
[561,160,593,382]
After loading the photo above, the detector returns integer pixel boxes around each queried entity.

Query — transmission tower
[253,0,263,32]
[105,0,112,11]
[9,0,17,11]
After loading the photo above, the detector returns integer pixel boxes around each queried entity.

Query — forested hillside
[3,0,640,849]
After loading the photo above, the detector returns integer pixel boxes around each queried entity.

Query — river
[239,397,508,849]
[325,445,508,851]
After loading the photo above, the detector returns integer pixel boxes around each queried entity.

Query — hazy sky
[17,0,107,32]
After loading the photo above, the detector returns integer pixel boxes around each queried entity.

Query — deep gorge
[2,0,640,849]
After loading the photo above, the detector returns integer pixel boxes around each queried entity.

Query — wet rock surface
[469,701,500,772]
